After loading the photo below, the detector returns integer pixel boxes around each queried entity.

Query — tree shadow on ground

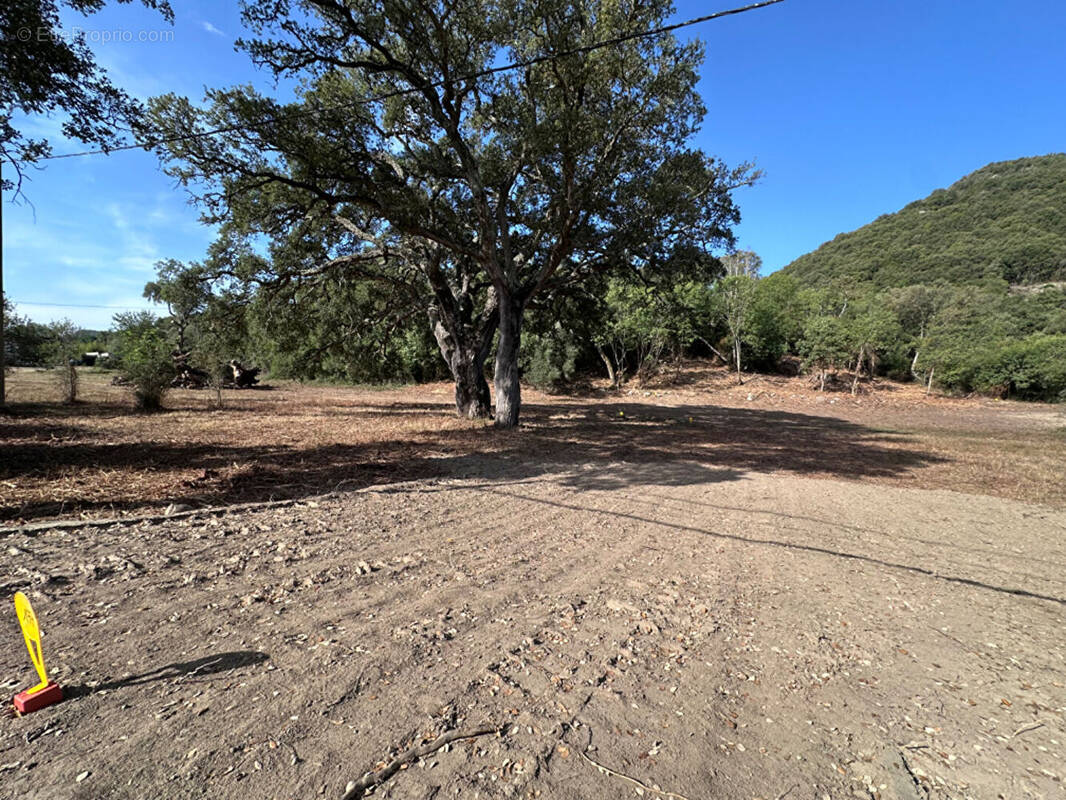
[64,651,270,698]
[0,400,946,522]
[635,490,1066,571]
[475,486,1066,606]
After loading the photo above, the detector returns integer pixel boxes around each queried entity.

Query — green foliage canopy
[114,310,175,410]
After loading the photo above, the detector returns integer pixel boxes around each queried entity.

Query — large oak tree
[146,0,754,426]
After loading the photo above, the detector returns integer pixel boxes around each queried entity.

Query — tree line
[6,253,1065,408]
[179,256,1066,403]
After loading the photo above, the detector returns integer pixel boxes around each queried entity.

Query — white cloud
[105,202,163,271]
[7,201,168,323]
[106,202,131,231]
[201,21,226,37]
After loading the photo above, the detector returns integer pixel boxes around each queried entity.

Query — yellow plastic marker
[12,592,63,713]
[15,592,50,694]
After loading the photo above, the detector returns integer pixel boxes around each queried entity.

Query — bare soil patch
[1,366,1063,799]
[1,472,1064,799]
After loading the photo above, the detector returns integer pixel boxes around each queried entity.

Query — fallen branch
[579,748,693,800]
[340,724,503,800]
[1012,721,1045,738]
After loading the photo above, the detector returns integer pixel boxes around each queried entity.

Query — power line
[42,0,785,162]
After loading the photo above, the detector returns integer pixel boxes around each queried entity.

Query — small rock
[75,771,90,782]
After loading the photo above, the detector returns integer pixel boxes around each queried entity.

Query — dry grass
[2,364,1063,523]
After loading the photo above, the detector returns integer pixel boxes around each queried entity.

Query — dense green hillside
[783,154,1066,288]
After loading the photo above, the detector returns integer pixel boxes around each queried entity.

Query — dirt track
[2,454,1064,800]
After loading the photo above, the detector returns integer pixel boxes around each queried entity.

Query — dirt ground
[1,368,1064,799]
[2,367,1064,522]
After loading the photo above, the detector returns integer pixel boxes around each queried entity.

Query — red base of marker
[13,683,63,714]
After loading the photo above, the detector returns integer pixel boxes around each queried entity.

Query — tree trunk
[695,336,729,366]
[493,297,523,428]
[454,353,491,419]
[596,344,618,389]
[819,369,826,392]
[926,366,935,395]
[429,299,495,420]
[733,337,743,385]
[910,347,921,381]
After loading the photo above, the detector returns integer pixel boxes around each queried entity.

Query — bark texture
[493,297,524,428]
[429,281,497,420]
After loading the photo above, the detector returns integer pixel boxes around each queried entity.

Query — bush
[115,312,175,411]
[988,334,1066,400]
[38,320,82,403]
[521,325,581,393]
[54,361,79,404]
[395,325,450,383]
[798,315,851,390]
[743,273,801,370]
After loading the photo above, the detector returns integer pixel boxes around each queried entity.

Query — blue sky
[3,0,1065,329]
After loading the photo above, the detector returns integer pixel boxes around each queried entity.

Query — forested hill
[782,154,1066,289]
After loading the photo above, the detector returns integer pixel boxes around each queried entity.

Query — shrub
[115,312,175,411]
[798,315,851,390]
[521,325,581,393]
[990,334,1066,400]
[55,361,79,404]
[39,320,82,403]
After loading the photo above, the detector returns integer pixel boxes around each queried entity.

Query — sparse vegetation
[3,366,1064,524]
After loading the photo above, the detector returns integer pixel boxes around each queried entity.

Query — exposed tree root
[578,747,694,800]
[339,724,504,800]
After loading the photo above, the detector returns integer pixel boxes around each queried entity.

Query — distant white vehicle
[81,351,111,366]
